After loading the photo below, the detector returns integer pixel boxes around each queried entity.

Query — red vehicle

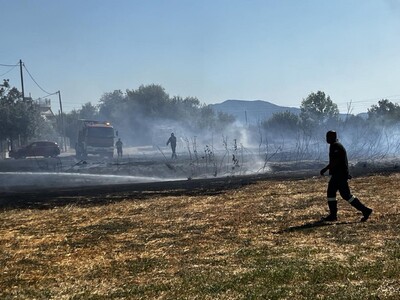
[9,141,61,159]
[75,120,115,158]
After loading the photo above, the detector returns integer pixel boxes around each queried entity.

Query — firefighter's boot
[322,201,337,222]
[350,198,372,222]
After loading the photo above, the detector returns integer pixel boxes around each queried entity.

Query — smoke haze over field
[2,121,400,193]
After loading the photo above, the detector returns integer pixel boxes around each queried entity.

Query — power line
[0,65,18,77]
[0,62,19,77]
[0,63,19,67]
[22,63,55,95]
[1,60,57,97]
[33,91,59,101]
[336,95,400,105]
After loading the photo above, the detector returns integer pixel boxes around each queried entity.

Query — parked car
[9,141,61,159]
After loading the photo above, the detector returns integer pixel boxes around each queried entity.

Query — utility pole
[19,59,25,100]
[57,91,67,152]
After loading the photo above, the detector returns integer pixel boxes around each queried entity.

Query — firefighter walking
[320,130,372,222]
[166,133,177,159]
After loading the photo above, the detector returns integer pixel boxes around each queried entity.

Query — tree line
[0,80,57,150]
[260,91,400,160]
[62,84,235,146]
[262,91,400,137]
[1,79,400,152]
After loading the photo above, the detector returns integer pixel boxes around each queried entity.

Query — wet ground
[1,147,400,203]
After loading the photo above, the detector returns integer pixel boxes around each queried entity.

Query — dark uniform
[116,138,123,158]
[166,133,177,159]
[320,131,372,222]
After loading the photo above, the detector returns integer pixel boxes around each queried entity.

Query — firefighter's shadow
[277,219,357,234]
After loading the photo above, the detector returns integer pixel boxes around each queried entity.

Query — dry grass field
[1,173,399,299]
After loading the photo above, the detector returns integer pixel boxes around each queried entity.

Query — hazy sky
[1,0,400,114]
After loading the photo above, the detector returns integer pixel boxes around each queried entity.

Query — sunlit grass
[1,174,399,299]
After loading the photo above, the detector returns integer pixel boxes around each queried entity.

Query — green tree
[367,99,400,125]
[60,110,81,148]
[79,102,99,120]
[216,111,236,129]
[263,111,300,136]
[98,90,125,121]
[0,86,43,148]
[126,84,170,118]
[195,105,216,130]
[300,91,339,129]
[0,79,10,96]
[341,114,367,130]
[170,96,202,121]
[95,84,235,145]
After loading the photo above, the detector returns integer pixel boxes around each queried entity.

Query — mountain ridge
[210,99,301,125]
[210,99,367,125]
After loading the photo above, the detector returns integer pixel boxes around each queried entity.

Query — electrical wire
[23,63,55,95]
[0,62,19,77]
[0,63,19,67]
[0,65,17,77]
[33,91,59,102]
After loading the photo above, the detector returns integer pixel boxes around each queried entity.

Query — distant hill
[210,99,367,125]
[210,100,301,125]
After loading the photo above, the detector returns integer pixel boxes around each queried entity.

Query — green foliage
[98,90,125,120]
[79,102,99,120]
[95,84,235,145]
[125,84,170,118]
[59,109,81,147]
[342,114,366,128]
[300,91,339,129]
[263,110,300,136]
[216,111,236,130]
[367,99,400,125]
[0,79,10,96]
[170,96,201,121]
[60,84,235,146]
[0,86,43,146]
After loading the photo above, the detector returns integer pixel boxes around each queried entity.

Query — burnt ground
[1,152,400,210]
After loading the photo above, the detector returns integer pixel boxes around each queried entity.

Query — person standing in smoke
[320,130,372,222]
[166,133,177,159]
[116,138,123,158]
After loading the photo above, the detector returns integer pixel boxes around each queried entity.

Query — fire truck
[75,120,115,159]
